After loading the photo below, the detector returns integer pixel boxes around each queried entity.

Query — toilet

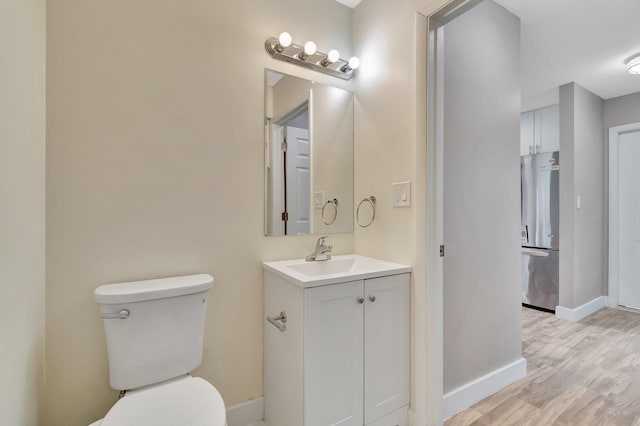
[91,274,226,426]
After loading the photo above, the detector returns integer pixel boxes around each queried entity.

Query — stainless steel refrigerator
[521,151,559,312]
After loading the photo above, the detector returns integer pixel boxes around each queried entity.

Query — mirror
[264,70,354,236]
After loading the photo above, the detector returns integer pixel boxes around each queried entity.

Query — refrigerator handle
[522,248,550,257]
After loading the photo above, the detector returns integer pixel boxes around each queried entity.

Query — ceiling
[494,0,640,109]
[338,0,640,109]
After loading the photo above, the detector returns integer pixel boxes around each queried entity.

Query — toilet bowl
[93,274,226,426]
[94,376,226,426]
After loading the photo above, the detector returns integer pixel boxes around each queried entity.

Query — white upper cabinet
[520,110,535,156]
[521,105,559,155]
[535,104,559,153]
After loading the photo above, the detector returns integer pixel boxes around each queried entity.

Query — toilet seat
[101,376,226,426]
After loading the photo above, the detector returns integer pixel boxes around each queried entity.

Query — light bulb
[304,41,317,56]
[278,32,292,49]
[327,50,340,64]
[348,56,360,70]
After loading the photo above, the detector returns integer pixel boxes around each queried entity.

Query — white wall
[559,82,605,308]
[0,0,46,424]
[441,0,522,394]
[46,0,354,424]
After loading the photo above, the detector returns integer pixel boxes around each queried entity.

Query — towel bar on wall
[267,311,287,332]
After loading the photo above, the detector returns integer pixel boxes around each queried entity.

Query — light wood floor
[446,307,640,425]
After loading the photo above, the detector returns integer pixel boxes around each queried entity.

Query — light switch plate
[392,181,411,207]
[314,191,324,209]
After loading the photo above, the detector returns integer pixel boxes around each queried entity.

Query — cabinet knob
[357,297,365,304]
[369,295,376,302]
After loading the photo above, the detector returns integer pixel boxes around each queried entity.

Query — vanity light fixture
[626,53,640,75]
[265,33,359,80]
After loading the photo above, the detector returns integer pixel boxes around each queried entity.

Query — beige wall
[0,0,46,424]
[353,0,417,266]
[559,82,605,308]
[46,0,354,425]
[271,74,312,122]
[354,0,433,423]
[311,84,354,234]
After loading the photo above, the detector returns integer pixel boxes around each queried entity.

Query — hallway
[447,307,640,425]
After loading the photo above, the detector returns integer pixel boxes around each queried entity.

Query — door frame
[415,1,484,423]
[272,102,310,236]
[608,121,640,308]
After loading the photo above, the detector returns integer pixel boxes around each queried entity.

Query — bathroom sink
[263,254,411,288]
[287,257,356,276]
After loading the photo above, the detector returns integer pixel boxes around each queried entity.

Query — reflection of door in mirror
[268,106,311,235]
[284,124,310,235]
[273,105,310,235]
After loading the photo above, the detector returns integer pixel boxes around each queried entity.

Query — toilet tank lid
[95,274,214,304]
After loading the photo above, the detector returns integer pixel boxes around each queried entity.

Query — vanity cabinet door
[304,280,364,426]
[363,274,410,425]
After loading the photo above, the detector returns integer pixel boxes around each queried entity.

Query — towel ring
[322,198,338,225]
[356,196,376,228]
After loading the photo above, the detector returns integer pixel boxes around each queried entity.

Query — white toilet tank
[94,274,214,390]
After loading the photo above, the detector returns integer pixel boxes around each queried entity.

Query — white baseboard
[555,296,608,322]
[442,357,527,420]
[226,397,264,426]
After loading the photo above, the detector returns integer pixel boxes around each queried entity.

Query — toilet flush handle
[101,309,130,320]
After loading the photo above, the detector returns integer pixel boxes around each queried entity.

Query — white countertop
[263,254,412,288]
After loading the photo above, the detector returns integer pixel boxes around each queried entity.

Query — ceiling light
[626,54,640,75]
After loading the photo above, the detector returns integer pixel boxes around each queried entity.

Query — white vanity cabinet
[263,257,410,426]
[521,104,559,155]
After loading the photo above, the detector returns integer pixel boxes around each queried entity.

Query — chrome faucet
[306,236,333,261]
